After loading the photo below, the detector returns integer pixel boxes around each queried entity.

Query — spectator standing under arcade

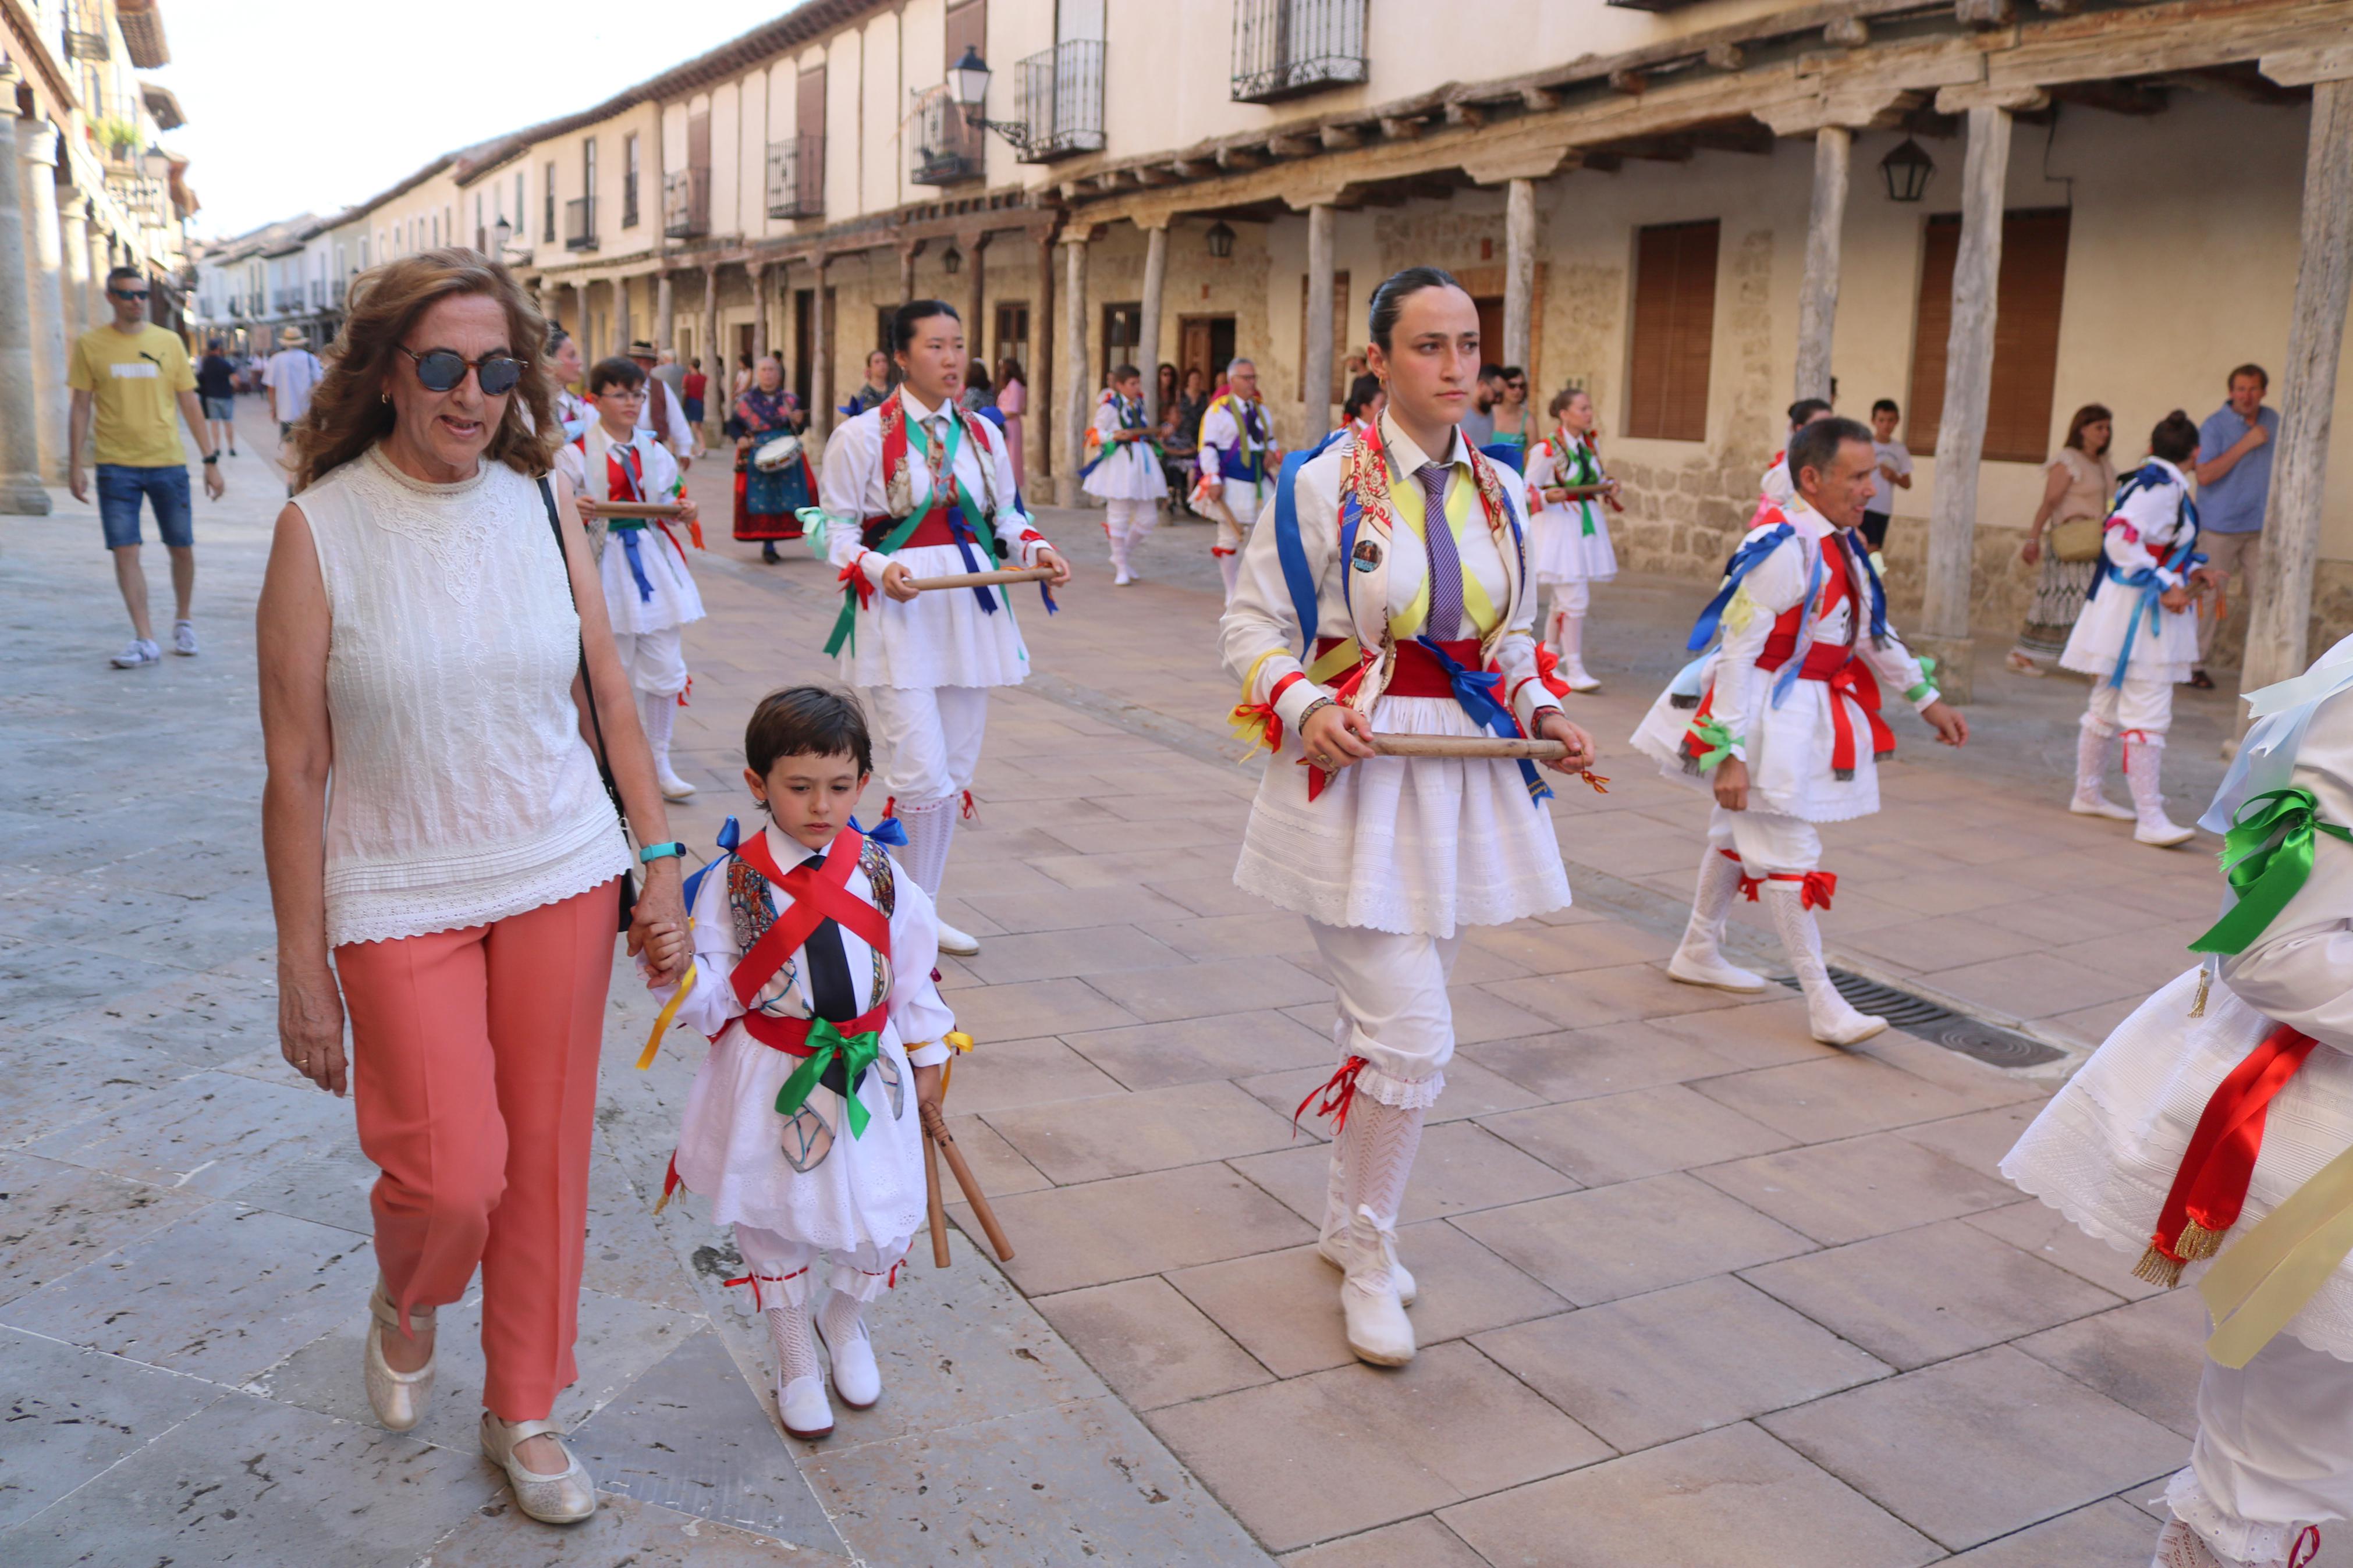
[2188,363,2279,689]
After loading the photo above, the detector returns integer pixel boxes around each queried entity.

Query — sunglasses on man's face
[400,346,525,396]
[111,289,149,301]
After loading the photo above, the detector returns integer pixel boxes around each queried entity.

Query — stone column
[87,224,109,327]
[1137,222,1168,425]
[1916,90,2042,704]
[655,271,673,353]
[1792,126,1851,404]
[1059,228,1092,508]
[751,263,770,363]
[900,244,918,305]
[18,119,70,481]
[965,232,989,384]
[701,264,721,426]
[1034,226,1056,491]
[0,69,52,513]
[1303,203,1336,443]
[811,255,834,442]
[614,274,632,349]
[59,194,90,338]
[2240,57,2353,710]
[1502,178,1536,378]
[573,279,591,356]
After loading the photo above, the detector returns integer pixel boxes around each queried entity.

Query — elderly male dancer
[1197,358,1281,602]
[1630,417,1968,1044]
[814,300,1071,957]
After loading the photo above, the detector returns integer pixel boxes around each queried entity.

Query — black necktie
[798,853,861,1098]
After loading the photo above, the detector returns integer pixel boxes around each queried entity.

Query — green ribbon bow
[772,1016,883,1139]
[1903,653,1940,706]
[1691,716,1737,773]
[2189,787,2353,957]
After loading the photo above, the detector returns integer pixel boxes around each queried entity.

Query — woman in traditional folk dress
[1524,387,1620,693]
[1081,364,1169,585]
[2004,635,2353,1568]
[812,300,1071,959]
[732,356,814,564]
[1221,268,1595,1367]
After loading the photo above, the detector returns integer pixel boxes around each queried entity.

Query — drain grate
[1778,969,2065,1069]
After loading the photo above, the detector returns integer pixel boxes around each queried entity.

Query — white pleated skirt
[833,541,1034,690]
[1532,502,1617,585]
[600,524,704,635]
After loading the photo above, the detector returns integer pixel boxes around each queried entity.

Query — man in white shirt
[263,327,324,438]
[626,340,698,467]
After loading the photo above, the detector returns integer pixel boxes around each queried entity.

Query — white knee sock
[1675,848,1749,971]
[1338,1092,1424,1289]
[1765,881,1882,1044]
[638,690,676,776]
[1106,502,1133,573]
[1218,552,1241,602]
[817,1289,867,1354]
[765,1300,821,1384]
[895,795,957,898]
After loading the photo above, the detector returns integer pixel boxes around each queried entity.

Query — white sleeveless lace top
[299,445,630,946]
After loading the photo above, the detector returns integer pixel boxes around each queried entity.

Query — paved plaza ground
[1,401,2309,1566]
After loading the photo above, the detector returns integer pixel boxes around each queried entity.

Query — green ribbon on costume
[1903,653,1940,706]
[1691,716,1737,773]
[772,1017,883,1139]
[2188,787,2353,957]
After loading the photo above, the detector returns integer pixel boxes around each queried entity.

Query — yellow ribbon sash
[1386,460,1497,640]
[2200,1141,2353,1367]
[637,955,698,1071]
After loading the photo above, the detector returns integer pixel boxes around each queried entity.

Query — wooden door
[1179,314,1235,384]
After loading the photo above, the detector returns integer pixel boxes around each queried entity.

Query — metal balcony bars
[1012,40,1106,162]
[663,168,710,239]
[911,83,984,186]
[766,137,824,220]
[1230,0,1367,103]
[565,196,598,252]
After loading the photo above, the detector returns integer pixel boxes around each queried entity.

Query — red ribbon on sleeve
[839,554,875,610]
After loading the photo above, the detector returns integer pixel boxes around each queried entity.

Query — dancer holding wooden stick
[645,687,961,1444]
[810,300,1072,958]
[1220,268,1593,1368]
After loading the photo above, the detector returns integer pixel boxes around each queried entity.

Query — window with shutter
[1905,208,2071,463]
[1625,221,1719,442]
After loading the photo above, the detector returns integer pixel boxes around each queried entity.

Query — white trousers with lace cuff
[1307,920,1461,1107]
[732,1222,908,1313]
[2171,1332,2353,1564]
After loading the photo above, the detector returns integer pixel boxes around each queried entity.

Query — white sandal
[363,1283,434,1432]
[480,1413,598,1524]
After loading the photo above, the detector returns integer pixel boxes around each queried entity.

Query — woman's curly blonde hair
[288,247,560,492]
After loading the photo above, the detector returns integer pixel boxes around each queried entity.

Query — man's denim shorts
[200,395,234,421]
[97,464,193,550]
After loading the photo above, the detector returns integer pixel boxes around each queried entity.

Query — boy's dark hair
[1787,397,1834,430]
[1871,398,1900,417]
[1110,362,1141,383]
[588,355,645,394]
[2150,410,2201,464]
[746,686,872,778]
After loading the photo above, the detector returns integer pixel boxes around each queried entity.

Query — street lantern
[942,241,963,275]
[1205,220,1236,259]
[950,46,991,114]
[492,216,512,256]
[1880,138,1935,203]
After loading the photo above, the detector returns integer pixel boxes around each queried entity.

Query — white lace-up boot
[2070,717,2135,821]
[1333,1092,1422,1366]
[639,691,694,799]
[1668,848,1767,993]
[1556,606,1600,691]
[1765,881,1886,1046]
[1315,1130,1417,1305]
[2125,735,2195,847]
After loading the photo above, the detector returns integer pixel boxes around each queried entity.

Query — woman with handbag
[257,248,689,1526]
[2008,403,2116,676]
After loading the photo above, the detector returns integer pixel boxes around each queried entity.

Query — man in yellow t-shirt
[68,265,225,668]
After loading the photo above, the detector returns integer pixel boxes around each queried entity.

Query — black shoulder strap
[540,476,625,827]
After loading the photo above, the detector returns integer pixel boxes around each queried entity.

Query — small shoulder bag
[539,475,637,931]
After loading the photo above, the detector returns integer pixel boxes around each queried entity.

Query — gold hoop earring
[380,391,390,404]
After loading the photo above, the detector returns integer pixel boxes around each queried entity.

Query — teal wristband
[638,840,686,865]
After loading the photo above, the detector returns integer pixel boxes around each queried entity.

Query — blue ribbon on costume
[849,812,907,847]
[1768,542,1828,709]
[1685,522,1795,652]
[1478,441,1527,474]
[616,525,656,603]
[1413,634,1554,805]
[2096,468,2204,688]
[1272,428,1351,656]
[682,815,741,908]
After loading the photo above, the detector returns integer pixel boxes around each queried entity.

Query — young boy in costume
[556,354,704,801]
[2004,635,2353,1568]
[1630,416,1968,1045]
[1081,364,1168,586]
[648,687,958,1443]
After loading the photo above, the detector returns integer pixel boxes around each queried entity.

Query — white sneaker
[779,1373,834,1441]
[1562,661,1602,693]
[815,1295,882,1410]
[1113,568,1134,586]
[111,638,161,669]
[2070,791,2137,822]
[1666,947,1768,993]
[171,620,198,656]
[936,920,980,957]
[656,768,697,801]
[2136,814,2196,848]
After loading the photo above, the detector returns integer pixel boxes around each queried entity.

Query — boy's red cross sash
[728,828,893,1023]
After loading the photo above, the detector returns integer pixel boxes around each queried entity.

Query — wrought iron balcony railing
[663,168,710,238]
[1231,0,1367,103]
[1013,40,1106,163]
[765,136,824,219]
[565,196,598,252]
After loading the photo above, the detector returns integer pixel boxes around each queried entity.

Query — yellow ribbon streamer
[637,959,698,1071]
[939,1029,974,1098]
[2199,1140,2353,1367]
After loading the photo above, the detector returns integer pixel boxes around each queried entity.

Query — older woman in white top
[258,248,688,1526]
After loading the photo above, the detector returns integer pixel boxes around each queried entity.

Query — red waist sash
[1314,635,1483,699]
[861,509,961,552]
[1749,642,1891,781]
[741,1001,889,1057]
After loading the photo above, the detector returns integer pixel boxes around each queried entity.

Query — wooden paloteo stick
[905,566,1056,591]
[922,1124,950,1267]
[581,499,687,520]
[1368,734,1568,760]
[920,1101,1015,1261]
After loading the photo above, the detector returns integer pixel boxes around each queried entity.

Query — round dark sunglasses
[400,346,525,396]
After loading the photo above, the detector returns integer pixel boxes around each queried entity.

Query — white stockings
[638,689,690,795]
[2071,718,2134,821]
[1218,552,1241,602]
[1332,1090,1422,1364]
[1765,882,1886,1046]
[2125,734,2195,847]
[1106,499,1154,583]
[894,795,957,897]
[1668,848,1765,992]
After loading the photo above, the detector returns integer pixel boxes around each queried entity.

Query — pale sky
[147,0,801,240]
